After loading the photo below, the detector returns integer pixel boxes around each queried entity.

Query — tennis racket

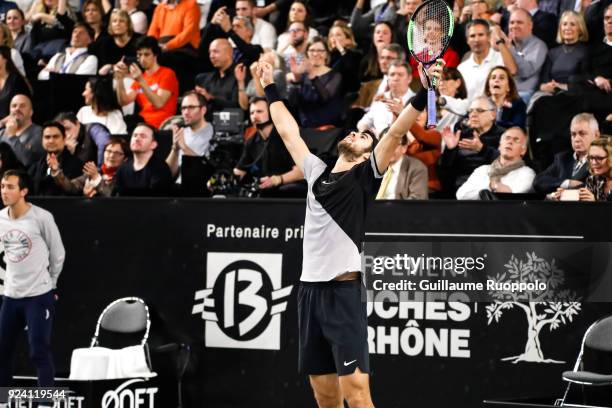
[407,0,454,128]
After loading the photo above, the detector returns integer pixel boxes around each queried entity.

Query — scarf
[101,164,119,180]
[489,157,525,184]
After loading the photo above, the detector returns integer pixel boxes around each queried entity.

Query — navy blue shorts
[297,279,369,376]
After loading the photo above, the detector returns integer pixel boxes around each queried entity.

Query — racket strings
[410,1,452,65]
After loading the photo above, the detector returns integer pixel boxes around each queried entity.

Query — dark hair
[54,111,78,124]
[87,76,120,113]
[74,22,96,41]
[134,35,162,56]
[363,22,395,79]
[2,169,30,191]
[362,129,378,152]
[236,0,256,6]
[42,121,66,138]
[0,142,24,175]
[249,96,268,106]
[182,90,207,108]
[104,136,129,156]
[484,65,519,101]
[287,1,312,29]
[442,67,468,99]
[466,18,490,35]
[133,122,157,140]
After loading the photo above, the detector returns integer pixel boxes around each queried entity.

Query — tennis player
[257,60,443,408]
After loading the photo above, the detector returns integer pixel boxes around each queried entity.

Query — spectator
[357,60,414,137]
[458,19,517,103]
[534,113,599,194]
[275,1,319,54]
[28,0,76,63]
[114,122,172,196]
[92,9,141,76]
[147,0,200,52]
[81,0,105,41]
[0,22,25,75]
[195,38,243,113]
[439,95,506,194]
[407,110,443,194]
[407,15,460,83]
[350,0,397,43]
[147,0,200,92]
[394,0,422,57]
[247,51,287,99]
[233,97,305,197]
[287,36,343,128]
[235,0,277,50]
[165,91,214,180]
[207,7,263,67]
[37,22,97,79]
[6,8,31,55]
[353,42,404,109]
[507,8,548,102]
[515,0,558,48]
[29,121,83,195]
[483,65,527,128]
[114,35,179,129]
[77,77,127,136]
[50,137,127,196]
[456,126,535,199]
[0,94,43,167]
[0,46,30,119]
[582,138,612,201]
[0,0,16,23]
[278,20,309,68]
[375,132,428,199]
[0,141,23,175]
[551,137,611,201]
[437,67,468,131]
[459,0,493,24]
[359,21,393,82]
[327,21,362,94]
[530,10,589,109]
[119,0,147,34]
[56,111,110,165]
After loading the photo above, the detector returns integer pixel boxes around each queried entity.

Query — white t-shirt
[176,123,214,183]
[77,106,128,135]
[458,48,504,100]
[456,164,535,200]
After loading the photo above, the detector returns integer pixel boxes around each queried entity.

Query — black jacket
[29,150,83,196]
[533,150,589,193]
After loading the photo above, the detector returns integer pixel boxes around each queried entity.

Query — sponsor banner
[364,242,612,302]
[11,198,611,408]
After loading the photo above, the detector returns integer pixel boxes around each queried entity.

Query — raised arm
[374,61,444,173]
[257,61,310,169]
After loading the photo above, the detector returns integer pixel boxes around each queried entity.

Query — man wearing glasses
[166,91,214,182]
[439,96,506,196]
[114,36,179,129]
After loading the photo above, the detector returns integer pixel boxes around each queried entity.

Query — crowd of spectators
[0,0,608,200]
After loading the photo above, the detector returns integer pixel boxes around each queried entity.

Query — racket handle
[426,88,437,128]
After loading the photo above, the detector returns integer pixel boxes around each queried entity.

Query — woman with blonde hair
[553,138,612,201]
[327,21,362,93]
[538,11,589,94]
[91,8,141,75]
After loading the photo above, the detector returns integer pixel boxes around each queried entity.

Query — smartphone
[560,189,580,201]
[124,56,144,71]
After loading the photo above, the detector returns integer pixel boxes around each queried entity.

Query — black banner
[2,198,611,408]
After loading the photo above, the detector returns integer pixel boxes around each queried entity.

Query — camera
[124,56,144,72]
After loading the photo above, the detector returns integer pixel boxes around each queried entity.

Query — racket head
[406,0,455,65]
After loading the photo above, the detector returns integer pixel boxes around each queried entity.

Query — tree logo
[486,252,581,363]
[192,252,293,350]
